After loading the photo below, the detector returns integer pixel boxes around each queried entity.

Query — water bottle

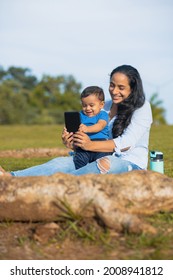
[150,151,164,174]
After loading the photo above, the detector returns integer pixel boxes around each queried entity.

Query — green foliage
[0,66,37,89]
[0,65,169,126]
[149,93,167,125]
[0,65,82,125]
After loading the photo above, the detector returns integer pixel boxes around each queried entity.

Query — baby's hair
[81,86,105,102]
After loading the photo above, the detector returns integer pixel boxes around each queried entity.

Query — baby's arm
[79,119,107,133]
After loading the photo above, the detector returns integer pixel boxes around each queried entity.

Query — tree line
[0,66,82,124]
[0,65,167,125]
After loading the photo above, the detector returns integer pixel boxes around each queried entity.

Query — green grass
[0,124,64,150]
[0,124,173,259]
[149,125,173,177]
[0,124,64,171]
[0,124,173,176]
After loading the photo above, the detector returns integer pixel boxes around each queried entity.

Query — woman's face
[109,72,131,104]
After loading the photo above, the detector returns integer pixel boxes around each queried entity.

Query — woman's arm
[73,131,115,152]
[74,131,130,152]
[112,101,152,152]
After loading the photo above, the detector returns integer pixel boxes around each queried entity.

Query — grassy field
[0,124,173,260]
[0,124,173,177]
[0,125,64,171]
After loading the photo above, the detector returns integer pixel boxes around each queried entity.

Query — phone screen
[64,111,81,133]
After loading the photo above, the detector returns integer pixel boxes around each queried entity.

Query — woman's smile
[109,72,131,104]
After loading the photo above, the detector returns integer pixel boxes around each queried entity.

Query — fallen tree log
[0,170,173,234]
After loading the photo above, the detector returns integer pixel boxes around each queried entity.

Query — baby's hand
[79,124,88,133]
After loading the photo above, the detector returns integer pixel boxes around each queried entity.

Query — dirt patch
[1,219,172,260]
[0,221,123,260]
[0,148,70,158]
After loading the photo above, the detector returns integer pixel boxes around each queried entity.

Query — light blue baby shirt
[80,110,109,140]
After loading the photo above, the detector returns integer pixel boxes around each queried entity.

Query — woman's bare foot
[0,166,12,176]
[0,166,5,172]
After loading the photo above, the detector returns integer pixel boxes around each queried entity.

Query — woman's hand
[61,127,74,149]
[73,131,91,150]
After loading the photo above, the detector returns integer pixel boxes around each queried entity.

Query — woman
[0,65,152,176]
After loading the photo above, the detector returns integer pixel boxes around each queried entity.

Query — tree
[0,65,82,124]
[0,66,38,89]
[149,93,167,125]
[28,74,82,124]
[0,83,32,124]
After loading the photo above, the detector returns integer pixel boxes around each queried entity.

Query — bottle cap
[150,151,163,160]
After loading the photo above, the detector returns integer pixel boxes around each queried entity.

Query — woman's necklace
[109,103,117,120]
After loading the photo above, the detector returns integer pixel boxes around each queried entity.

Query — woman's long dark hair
[111,65,145,138]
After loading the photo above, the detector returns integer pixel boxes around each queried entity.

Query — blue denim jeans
[11,155,142,177]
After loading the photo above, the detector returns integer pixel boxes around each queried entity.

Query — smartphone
[64,111,81,133]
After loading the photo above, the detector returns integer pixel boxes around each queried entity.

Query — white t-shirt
[104,100,153,169]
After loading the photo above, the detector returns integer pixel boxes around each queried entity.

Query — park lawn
[0,124,173,177]
[149,125,173,177]
[0,125,63,171]
[0,125,64,150]
[0,124,173,260]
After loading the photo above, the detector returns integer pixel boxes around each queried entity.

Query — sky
[1,0,173,124]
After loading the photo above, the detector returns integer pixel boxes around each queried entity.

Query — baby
[73,86,112,169]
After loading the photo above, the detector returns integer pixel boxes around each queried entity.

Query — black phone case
[64,112,81,132]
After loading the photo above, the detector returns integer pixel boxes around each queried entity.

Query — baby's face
[81,94,104,117]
